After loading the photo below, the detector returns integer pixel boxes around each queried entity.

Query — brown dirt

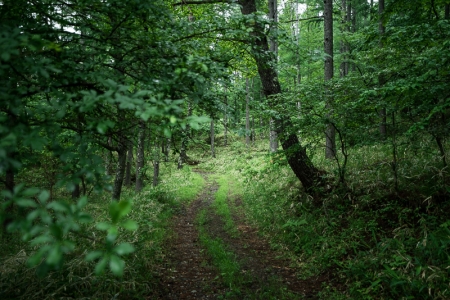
[153,173,328,299]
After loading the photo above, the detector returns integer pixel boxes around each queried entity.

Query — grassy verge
[0,161,205,299]
[194,134,450,299]
[236,138,450,299]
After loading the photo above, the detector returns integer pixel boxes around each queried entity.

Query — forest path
[155,171,320,299]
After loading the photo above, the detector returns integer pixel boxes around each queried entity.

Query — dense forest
[1,0,449,299]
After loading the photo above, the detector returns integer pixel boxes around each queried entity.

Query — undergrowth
[199,134,450,299]
[0,161,204,299]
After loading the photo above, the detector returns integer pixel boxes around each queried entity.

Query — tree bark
[268,0,279,152]
[379,0,387,139]
[5,168,14,193]
[153,138,160,187]
[72,182,81,199]
[340,0,349,77]
[224,88,228,146]
[153,160,160,187]
[246,78,251,147]
[178,101,192,169]
[239,0,321,193]
[112,137,127,201]
[324,0,335,159]
[105,136,114,175]
[124,140,133,187]
[135,121,146,192]
[210,119,216,157]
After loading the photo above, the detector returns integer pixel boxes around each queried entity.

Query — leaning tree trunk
[239,0,321,193]
[135,121,146,192]
[112,137,127,201]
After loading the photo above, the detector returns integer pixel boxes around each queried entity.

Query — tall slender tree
[268,0,279,152]
[324,0,336,158]
[378,0,387,139]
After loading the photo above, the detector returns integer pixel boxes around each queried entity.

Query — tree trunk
[379,0,387,139]
[268,0,278,55]
[340,0,349,77]
[153,161,160,187]
[324,0,336,159]
[269,118,278,152]
[162,138,170,162]
[72,182,81,199]
[210,119,216,157]
[246,78,250,147]
[178,101,192,169]
[5,168,14,193]
[153,139,160,187]
[251,116,255,144]
[224,89,228,147]
[105,136,114,175]
[112,137,127,201]
[124,140,133,187]
[239,0,321,193]
[268,0,279,152]
[135,121,146,192]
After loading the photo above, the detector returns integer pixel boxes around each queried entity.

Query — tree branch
[282,16,323,24]
[173,0,233,6]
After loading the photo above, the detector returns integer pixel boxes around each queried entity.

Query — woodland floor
[151,172,328,299]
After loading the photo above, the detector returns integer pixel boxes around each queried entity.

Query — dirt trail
[155,176,225,299]
[155,172,323,299]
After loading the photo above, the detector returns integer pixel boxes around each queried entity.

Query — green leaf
[109,200,132,223]
[95,257,108,275]
[16,199,38,208]
[96,222,111,231]
[121,219,138,231]
[47,201,69,212]
[114,243,135,256]
[30,234,53,246]
[38,190,50,203]
[85,250,103,262]
[163,127,172,137]
[46,246,63,265]
[109,255,125,276]
[21,186,39,197]
[78,213,93,223]
[77,196,88,209]
[27,209,41,221]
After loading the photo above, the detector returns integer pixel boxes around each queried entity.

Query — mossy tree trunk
[239,0,322,193]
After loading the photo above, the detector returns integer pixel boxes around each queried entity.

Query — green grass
[212,175,239,237]
[0,158,205,300]
[193,134,450,299]
[194,171,300,299]
[196,208,243,294]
